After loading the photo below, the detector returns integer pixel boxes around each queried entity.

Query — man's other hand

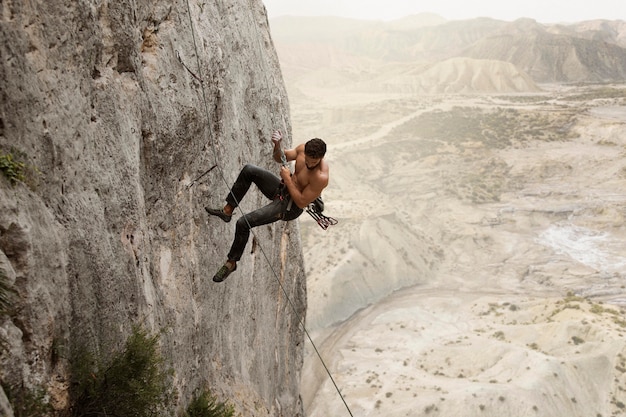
[279,165,291,182]
[271,130,283,146]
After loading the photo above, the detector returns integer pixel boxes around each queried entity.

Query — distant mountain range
[270,14,626,92]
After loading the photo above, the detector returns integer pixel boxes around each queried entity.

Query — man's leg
[211,165,283,282]
[227,199,284,262]
[213,199,284,282]
[206,164,280,222]
[227,164,281,208]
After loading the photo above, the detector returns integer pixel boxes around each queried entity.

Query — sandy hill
[271,15,626,86]
[550,19,626,47]
[357,58,541,94]
[463,19,626,83]
[278,53,539,96]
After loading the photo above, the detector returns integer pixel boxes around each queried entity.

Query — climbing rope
[180,1,355,416]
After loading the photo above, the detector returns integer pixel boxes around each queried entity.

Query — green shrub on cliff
[70,326,171,417]
[69,325,234,417]
[0,151,26,184]
[183,389,234,417]
[2,384,51,417]
[0,149,41,189]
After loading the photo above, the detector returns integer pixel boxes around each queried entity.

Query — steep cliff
[0,0,306,416]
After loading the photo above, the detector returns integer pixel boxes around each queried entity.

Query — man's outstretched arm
[271,131,298,164]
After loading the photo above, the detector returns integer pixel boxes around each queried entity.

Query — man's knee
[235,216,251,231]
[241,163,257,174]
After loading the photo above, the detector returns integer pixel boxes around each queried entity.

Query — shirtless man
[206,131,328,282]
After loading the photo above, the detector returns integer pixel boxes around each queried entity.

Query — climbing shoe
[205,207,232,223]
[213,262,237,283]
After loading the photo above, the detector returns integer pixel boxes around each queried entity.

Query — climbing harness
[274,182,295,213]
[180,1,354,416]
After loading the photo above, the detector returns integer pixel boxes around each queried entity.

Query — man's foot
[213,261,237,282]
[205,207,232,223]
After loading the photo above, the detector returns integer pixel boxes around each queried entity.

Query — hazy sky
[263,0,626,23]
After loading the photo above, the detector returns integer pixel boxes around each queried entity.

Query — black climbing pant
[225,164,303,261]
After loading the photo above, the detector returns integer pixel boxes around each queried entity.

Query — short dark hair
[304,138,326,159]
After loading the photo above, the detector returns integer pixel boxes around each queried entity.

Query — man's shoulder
[314,161,329,187]
[319,159,329,175]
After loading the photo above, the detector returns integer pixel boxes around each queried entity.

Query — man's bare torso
[292,150,328,194]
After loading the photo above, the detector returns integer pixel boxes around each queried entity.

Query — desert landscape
[270,14,626,417]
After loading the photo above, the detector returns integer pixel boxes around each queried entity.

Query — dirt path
[328,102,451,152]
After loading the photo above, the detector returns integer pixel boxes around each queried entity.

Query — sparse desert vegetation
[280,16,626,417]
[299,85,626,417]
[393,106,579,148]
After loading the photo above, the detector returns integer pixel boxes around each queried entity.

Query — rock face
[0,1,306,416]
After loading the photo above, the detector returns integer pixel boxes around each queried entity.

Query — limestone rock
[0,1,305,416]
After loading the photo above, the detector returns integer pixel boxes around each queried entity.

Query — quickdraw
[186,164,217,189]
[176,50,204,84]
[306,204,338,230]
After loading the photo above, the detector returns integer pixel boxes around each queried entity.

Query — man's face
[305,155,322,170]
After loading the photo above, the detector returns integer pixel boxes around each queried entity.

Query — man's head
[304,138,326,170]
[305,138,326,159]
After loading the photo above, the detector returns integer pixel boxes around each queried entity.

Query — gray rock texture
[0,0,305,415]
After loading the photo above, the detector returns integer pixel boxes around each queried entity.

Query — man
[206,131,329,282]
